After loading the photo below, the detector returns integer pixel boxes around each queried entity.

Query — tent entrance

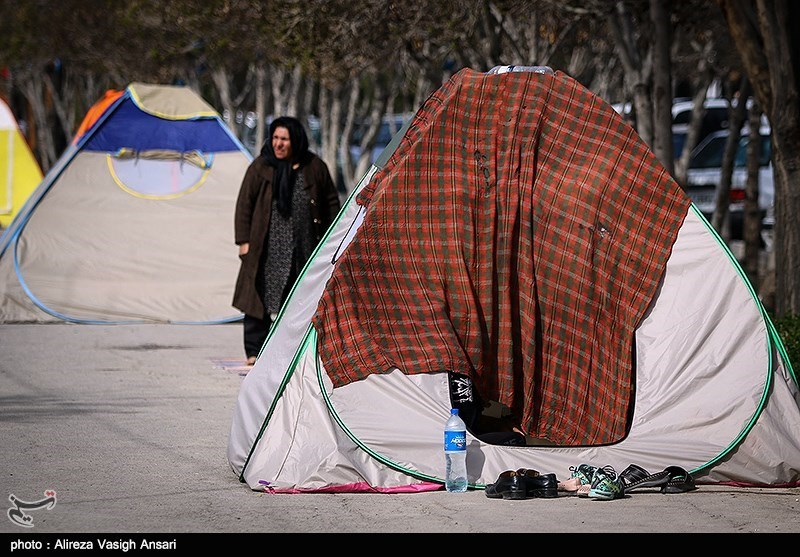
[108,149,211,199]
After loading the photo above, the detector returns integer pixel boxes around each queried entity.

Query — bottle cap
[450,408,459,415]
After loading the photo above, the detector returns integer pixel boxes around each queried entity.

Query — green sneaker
[589,465,624,500]
[571,464,597,484]
[570,464,598,497]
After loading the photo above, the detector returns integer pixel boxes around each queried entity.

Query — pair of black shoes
[484,469,558,500]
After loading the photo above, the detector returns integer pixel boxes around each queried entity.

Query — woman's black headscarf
[260,116,310,217]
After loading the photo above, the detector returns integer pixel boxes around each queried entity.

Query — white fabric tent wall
[228,149,800,490]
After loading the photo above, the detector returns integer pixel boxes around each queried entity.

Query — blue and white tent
[0,83,252,323]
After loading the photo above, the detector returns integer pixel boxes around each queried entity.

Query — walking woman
[233,116,341,366]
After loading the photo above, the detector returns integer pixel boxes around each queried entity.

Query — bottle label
[444,430,466,451]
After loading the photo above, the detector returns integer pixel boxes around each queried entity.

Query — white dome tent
[228,67,799,493]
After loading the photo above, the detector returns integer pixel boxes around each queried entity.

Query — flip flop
[661,466,698,494]
[558,477,582,493]
[619,464,670,493]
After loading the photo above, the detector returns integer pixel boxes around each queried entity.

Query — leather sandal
[576,483,591,497]
[661,466,697,493]
[619,464,670,493]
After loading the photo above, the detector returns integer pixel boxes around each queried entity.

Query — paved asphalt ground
[1,323,798,541]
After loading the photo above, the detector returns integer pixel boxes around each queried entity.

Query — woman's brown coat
[232,154,341,319]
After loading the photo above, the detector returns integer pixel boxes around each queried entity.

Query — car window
[690,133,771,170]
[733,135,771,167]
[672,106,729,130]
[690,136,726,169]
[672,110,691,126]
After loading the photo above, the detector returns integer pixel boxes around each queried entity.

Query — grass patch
[772,313,800,370]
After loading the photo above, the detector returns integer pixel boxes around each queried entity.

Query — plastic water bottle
[444,408,468,492]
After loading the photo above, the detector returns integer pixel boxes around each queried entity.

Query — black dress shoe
[485,470,522,499]
[522,472,558,498]
[485,470,558,500]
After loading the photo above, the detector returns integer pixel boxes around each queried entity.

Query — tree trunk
[254,63,267,157]
[20,79,57,172]
[773,148,800,317]
[337,80,360,194]
[650,0,674,175]
[608,1,654,147]
[718,0,800,316]
[317,83,346,194]
[711,77,748,239]
[742,101,762,289]
[43,72,73,146]
[210,67,236,138]
[674,82,711,186]
[285,66,303,117]
[270,65,288,118]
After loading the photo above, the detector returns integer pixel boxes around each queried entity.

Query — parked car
[671,98,731,158]
[685,122,773,240]
[612,98,730,159]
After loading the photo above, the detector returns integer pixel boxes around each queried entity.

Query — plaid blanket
[313,69,690,445]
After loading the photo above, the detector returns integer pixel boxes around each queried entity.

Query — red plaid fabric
[313,69,690,445]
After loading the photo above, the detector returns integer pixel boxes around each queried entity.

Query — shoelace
[589,465,623,499]
[570,464,598,485]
